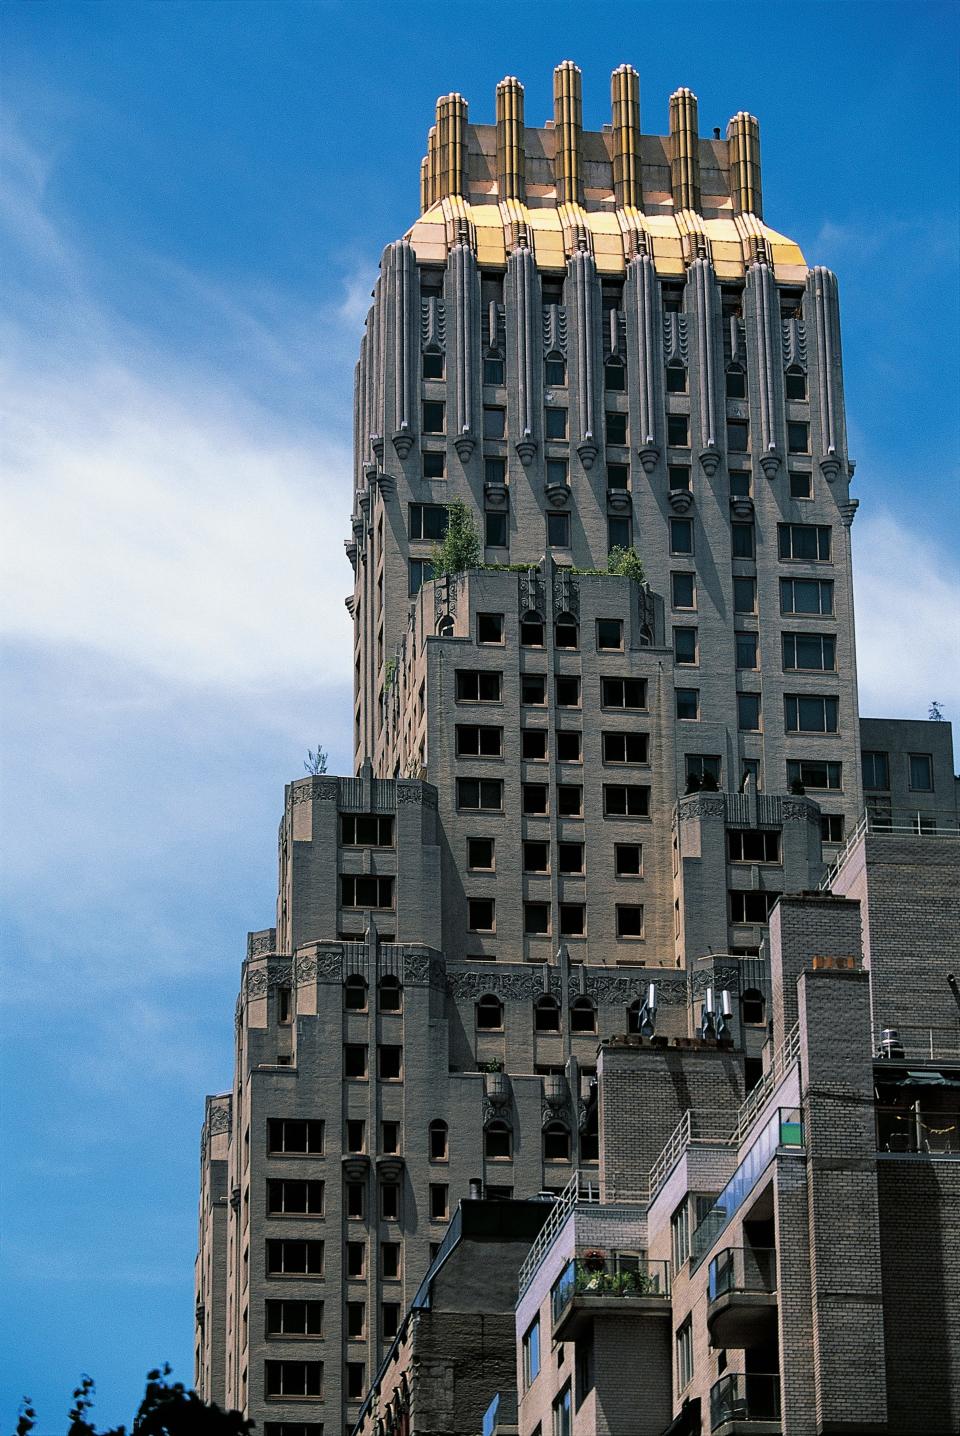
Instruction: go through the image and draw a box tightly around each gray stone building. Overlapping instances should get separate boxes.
[194,60,959,1436]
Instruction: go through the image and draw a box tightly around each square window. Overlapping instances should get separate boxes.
[409,503,449,542]
[557,784,582,816]
[602,732,648,764]
[483,355,504,385]
[546,459,569,490]
[597,619,623,650]
[483,407,506,440]
[455,724,502,757]
[732,522,755,559]
[468,898,495,932]
[608,516,631,551]
[615,843,642,876]
[790,471,812,499]
[422,351,444,379]
[667,414,689,447]
[521,674,547,706]
[558,842,583,874]
[738,693,762,731]
[484,456,506,486]
[423,451,445,479]
[605,359,626,391]
[422,401,445,434]
[780,577,833,615]
[670,518,693,555]
[547,511,570,547]
[457,777,503,810]
[729,469,751,498]
[686,754,722,786]
[606,411,628,445]
[477,612,504,644]
[523,840,550,873]
[545,407,568,440]
[676,688,699,721]
[787,759,842,791]
[556,730,581,762]
[674,628,697,665]
[666,364,687,393]
[788,421,809,454]
[669,465,691,492]
[522,728,548,760]
[601,677,647,709]
[733,576,756,613]
[607,463,629,490]
[784,694,838,733]
[909,753,933,791]
[522,783,549,815]
[455,669,502,702]
[821,814,845,844]
[736,632,758,669]
[672,572,695,609]
[485,510,508,547]
[468,837,495,870]
[560,903,585,936]
[778,523,831,562]
[616,905,645,938]
[524,903,550,936]
[727,419,749,452]
[555,676,580,708]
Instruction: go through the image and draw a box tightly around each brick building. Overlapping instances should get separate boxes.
[194,59,960,1436]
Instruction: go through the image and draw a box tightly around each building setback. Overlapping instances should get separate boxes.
[194,60,960,1436]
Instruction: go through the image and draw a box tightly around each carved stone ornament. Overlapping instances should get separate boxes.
[541,1105,571,1130]
[759,452,781,480]
[577,440,598,471]
[392,429,414,460]
[207,1099,232,1136]
[820,455,841,483]
[730,495,754,518]
[404,952,447,988]
[482,1098,511,1128]
[446,968,542,1000]
[515,438,537,467]
[678,797,726,820]
[546,484,571,509]
[395,782,423,805]
[484,480,508,506]
[781,798,821,825]
[638,445,660,474]
[698,446,721,477]
[342,1155,371,1182]
[690,965,739,998]
[245,959,292,999]
[585,970,687,1005]
[247,929,278,959]
[607,488,631,513]
[668,488,694,514]
[454,434,475,462]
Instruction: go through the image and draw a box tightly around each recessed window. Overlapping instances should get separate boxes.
[725,365,747,399]
[605,358,626,391]
[557,785,582,817]
[483,407,506,440]
[378,1045,402,1081]
[543,1122,571,1160]
[381,1242,400,1279]
[615,843,642,877]
[346,1300,365,1339]
[677,1317,694,1391]
[468,837,495,869]
[686,754,721,787]
[523,783,549,815]
[380,1183,400,1220]
[821,813,845,844]
[783,633,835,671]
[476,993,504,1028]
[733,577,756,614]
[468,899,496,933]
[785,694,838,733]
[555,676,580,708]
[485,510,508,547]
[345,1363,365,1401]
[381,1301,401,1340]
[861,751,890,791]
[603,732,648,764]
[546,460,569,491]
[534,995,560,1031]
[485,1120,512,1159]
[607,462,629,489]
[667,414,690,448]
[267,1179,325,1216]
[477,612,504,644]
[665,363,687,394]
[408,504,449,542]
[778,523,831,561]
[547,510,570,546]
[545,354,566,386]
[729,469,751,498]
[729,890,777,924]
[597,618,623,650]
[601,677,647,710]
[545,407,568,440]
[556,730,581,762]
[669,465,691,492]
[521,611,545,647]
[555,612,578,649]
[789,471,812,499]
[726,419,749,452]
[674,627,698,665]
[428,1120,448,1161]
[569,996,595,1030]
[524,903,550,936]
[670,518,693,555]
[558,842,583,874]
[523,1315,542,1389]
[265,1361,323,1400]
[423,451,445,479]
[455,724,502,756]
[523,840,549,873]
[737,692,762,731]
[409,558,434,595]
[676,688,700,721]
[787,759,842,791]
[381,1120,400,1153]
[603,784,650,818]
[422,350,444,380]
[268,1119,324,1155]
[780,577,833,614]
[266,1300,325,1339]
[616,905,645,939]
[728,829,781,863]
[909,753,934,791]
[608,515,632,551]
[483,354,504,385]
[606,411,628,446]
[741,988,766,1025]
[457,778,503,811]
[785,365,807,400]
[340,875,394,909]
[788,421,809,454]
[521,674,547,706]
[732,522,755,559]
[422,401,445,434]
[345,1121,365,1154]
[343,975,368,1011]
[455,669,502,703]
[429,1184,449,1221]
[266,1239,324,1277]
[672,572,695,609]
[522,729,548,761]
[736,632,759,669]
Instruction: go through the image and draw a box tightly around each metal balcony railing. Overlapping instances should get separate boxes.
[517,1170,601,1299]
[876,1106,960,1155]
[822,807,959,890]
[874,1025,960,1063]
[710,1372,781,1429]
[708,1247,777,1302]
[691,1108,804,1270]
[551,1251,671,1325]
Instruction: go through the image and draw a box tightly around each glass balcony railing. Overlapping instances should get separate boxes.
[691,1109,803,1269]
[876,1106,960,1155]
[551,1250,671,1325]
[708,1247,777,1302]
[710,1372,781,1429]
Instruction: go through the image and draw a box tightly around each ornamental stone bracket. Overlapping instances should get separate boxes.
[759,451,781,480]
[577,440,598,471]
[698,445,721,477]
[374,470,395,498]
[515,437,537,467]
[730,495,754,518]
[392,428,414,459]
[370,434,384,462]
[454,433,476,461]
[607,488,631,512]
[838,499,859,527]
[638,444,660,474]
[484,479,509,506]
[546,483,572,508]
[820,453,841,482]
[668,488,694,514]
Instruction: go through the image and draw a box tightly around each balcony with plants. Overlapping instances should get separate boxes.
[550,1247,671,1341]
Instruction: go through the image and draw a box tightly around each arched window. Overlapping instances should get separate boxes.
[483,350,504,386]
[604,357,626,392]
[484,1120,512,1160]
[666,361,687,394]
[534,994,561,1033]
[520,610,544,647]
[742,988,765,1026]
[543,1121,572,1161]
[428,1119,448,1161]
[555,612,578,650]
[627,998,644,1034]
[344,974,368,1011]
[436,615,454,638]
[476,994,504,1030]
[379,974,402,1012]
[545,352,566,387]
[725,364,747,399]
[785,364,806,401]
[570,996,597,1033]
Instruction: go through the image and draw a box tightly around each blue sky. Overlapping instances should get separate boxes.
[1,0,958,1427]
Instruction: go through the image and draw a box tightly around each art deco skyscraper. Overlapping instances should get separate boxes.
[196,62,861,1435]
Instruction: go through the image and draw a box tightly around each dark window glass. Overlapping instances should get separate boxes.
[782,633,835,670]
[422,401,445,434]
[545,355,566,386]
[674,628,697,665]
[409,558,434,595]
[606,411,628,445]
[524,903,550,936]
[468,899,495,932]
[522,728,548,760]
[555,676,580,707]
[455,670,502,702]
[597,619,623,650]
[483,355,504,385]
[675,688,699,720]
[422,351,444,379]
[672,572,695,609]
[787,421,809,454]
[861,751,890,791]
[738,693,761,731]
[666,364,687,393]
[789,471,812,499]
[545,407,568,440]
[735,632,758,669]
[455,724,502,757]
[733,577,756,613]
[670,519,693,555]
[785,694,839,733]
[468,837,495,869]
[534,996,560,1031]
[909,754,933,791]
[601,677,647,709]
[608,516,631,551]
[522,783,549,815]
[523,841,549,873]
[423,451,445,479]
[729,470,751,497]
[616,906,645,938]
[485,510,508,547]
[547,511,570,547]
[615,843,642,876]
[728,829,781,863]
[667,414,689,447]
[477,612,504,644]
[669,465,690,491]
[787,759,842,791]
[556,730,581,761]
[607,463,629,490]
[483,407,506,440]
[779,577,833,614]
[732,522,755,558]
[521,674,547,705]
[408,504,449,541]
[725,366,747,398]
[821,814,845,844]
[557,785,582,816]
[555,612,578,649]
[605,359,626,391]
[457,778,503,810]
[520,611,544,646]
[778,524,831,561]
[602,732,648,764]
[785,367,807,400]
[476,993,503,1027]
[726,419,749,452]
[558,842,583,874]
[603,785,650,817]
[560,904,586,936]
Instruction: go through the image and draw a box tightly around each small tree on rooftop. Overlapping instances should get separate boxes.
[431,501,482,577]
[606,546,645,584]
[304,745,328,775]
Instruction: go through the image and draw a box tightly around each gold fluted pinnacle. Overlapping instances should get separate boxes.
[425,124,439,209]
[611,64,641,209]
[669,86,701,213]
[727,111,762,219]
[496,76,525,201]
[419,156,429,213]
[553,60,583,206]
[436,93,468,200]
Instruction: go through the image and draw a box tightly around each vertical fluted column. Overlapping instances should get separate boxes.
[496,77,525,201]
[553,61,583,206]
[569,250,599,468]
[427,124,440,207]
[437,93,468,200]
[627,251,661,471]
[509,244,539,466]
[370,265,387,459]
[727,111,763,218]
[745,260,783,476]
[669,87,701,212]
[611,64,641,209]
[450,241,478,459]
[419,156,429,214]
[809,266,845,480]
[690,257,721,472]
[390,241,417,458]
